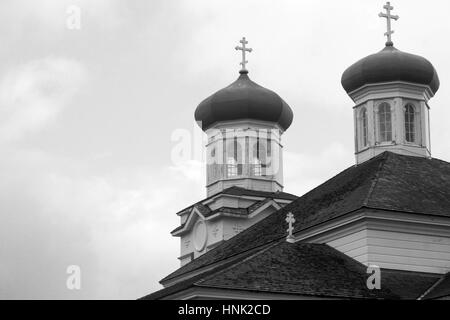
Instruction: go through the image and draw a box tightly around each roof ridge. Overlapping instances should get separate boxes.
[362,154,389,207]
[417,273,448,300]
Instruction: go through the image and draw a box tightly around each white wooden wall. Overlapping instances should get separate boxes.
[327,229,450,274]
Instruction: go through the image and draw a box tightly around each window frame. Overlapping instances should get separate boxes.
[251,136,268,177]
[226,156,238,177]
[377,102,393,143]
[226,136,243,177]
[404,103,416,144]
[360,107,369,148]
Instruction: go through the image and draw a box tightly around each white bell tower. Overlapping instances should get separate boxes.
[205,121,284,197]
[341,2,439,164]
[170,38,297,267]
[195,37,293,196]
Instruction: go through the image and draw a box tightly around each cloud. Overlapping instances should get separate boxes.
[0,0,125,35]
[0,147,204,299]
[0,0,449,301]
[0,57,86,142]
[169,160,205,185]
[284,143,354,197]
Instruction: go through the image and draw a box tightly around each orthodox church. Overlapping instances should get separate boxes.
[143,2,450,300]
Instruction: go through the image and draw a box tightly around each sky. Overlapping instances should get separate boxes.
[0,0,449,299]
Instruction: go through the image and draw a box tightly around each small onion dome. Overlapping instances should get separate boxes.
[341,44,440,95]
[195,70,294,132]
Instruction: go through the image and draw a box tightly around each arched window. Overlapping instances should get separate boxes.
[227,157,238,177]
[252,137,267,176]
[208,147,216,165]
[404,104,416,143]
[361,108,368,147]
[253,157,262,176]
[266,137,272,175]
[207,145,219,184]
[226,137,242,177]
[378,102,392,142]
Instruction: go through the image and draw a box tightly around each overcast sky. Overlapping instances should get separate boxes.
[1,0,449,299]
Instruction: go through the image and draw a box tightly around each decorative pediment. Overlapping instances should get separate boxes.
[173,206,207,236]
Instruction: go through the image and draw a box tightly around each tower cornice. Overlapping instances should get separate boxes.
[348,81,435,105]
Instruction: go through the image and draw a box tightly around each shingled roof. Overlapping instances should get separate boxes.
[154,151,450,298]
[143,241,441,300]
[421,272,450,300]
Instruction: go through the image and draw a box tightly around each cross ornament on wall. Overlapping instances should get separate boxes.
[378,2,399,46]
[285,212,296,243]
[212,224,220,238]
[233,224,243,234]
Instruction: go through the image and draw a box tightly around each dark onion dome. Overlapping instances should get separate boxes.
[341,44,440,95]
[195,70,294,132]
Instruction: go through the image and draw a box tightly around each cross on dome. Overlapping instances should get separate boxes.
[235,37,253,73]
[379,2,399,46]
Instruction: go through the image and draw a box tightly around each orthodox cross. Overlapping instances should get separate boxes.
[378,2,399,45]
[235,37,253,72]
[285,212,296,243]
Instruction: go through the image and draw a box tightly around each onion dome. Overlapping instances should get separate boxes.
[341,44,440,95]
[195,70,294,132]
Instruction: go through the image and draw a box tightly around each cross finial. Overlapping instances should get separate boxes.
[379,2,399,46]
[285,212,296,243]
[235,37,253,73]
